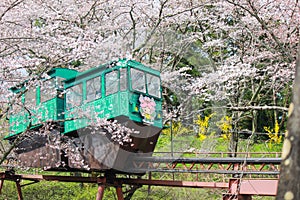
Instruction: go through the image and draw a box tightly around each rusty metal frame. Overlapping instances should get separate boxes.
[223,178,278,200]
[0,157,281,200]
[0,172,229,200]
[0,171,279,200]
[0,172,28,200]
[130,157,281,176]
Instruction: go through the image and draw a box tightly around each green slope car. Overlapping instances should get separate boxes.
[6,59,163,172]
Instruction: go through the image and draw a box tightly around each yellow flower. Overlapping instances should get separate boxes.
[194,113,215,140]
[263,119,282,147]
[217,116,232,140]
[198,133,207,141]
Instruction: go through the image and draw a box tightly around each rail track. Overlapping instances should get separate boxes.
[0,153,282,200]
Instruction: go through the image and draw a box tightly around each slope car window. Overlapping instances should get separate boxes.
[130,68,146,93]
[25,87,36,109]
[40,78,56,103]
[66,84,82,109]
[105,70,119,96]
[146,74,161,98]
[120,68,127,91]
[86,76,101,102]
[56,77,65,91]
[10,104,22,115]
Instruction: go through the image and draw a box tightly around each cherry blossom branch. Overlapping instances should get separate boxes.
[247,71,266,106]
[225,0,295,61]
[132,0,167,55]
[0,0,24,22]
[228,105,288,112]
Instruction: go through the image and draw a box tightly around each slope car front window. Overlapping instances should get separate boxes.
[105,70,119,96]
[146,74,161,98]
[86,76,101,102]
[131,68,146,93]
[66,84,82,109]
[40,78,56,103]
[120,68,127,91]
[25,87,36,109]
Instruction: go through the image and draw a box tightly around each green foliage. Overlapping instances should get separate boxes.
[157,111,283,155]
[237,138,283,154]
[0,181,117,200]
[70,60,82,68]
[33,18,45,28]
[175,57,201,77]
[155,133,171,150]
[214,137,231,152]
[131,185,221,200]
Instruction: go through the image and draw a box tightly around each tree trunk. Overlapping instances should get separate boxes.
[252,109,258,142]
[276,47,300,199]
[229,112,239,157]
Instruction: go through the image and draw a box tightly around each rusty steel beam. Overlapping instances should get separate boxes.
[224,178,278,199]
[130,168,280,175]
[0,172,22,181]
[0,173,24,200]
[115,186,124,200]
[153,152,282,158]
[129,157,281,175]
[0,171,280,199]
[15,181,23,200]
[96,184,105,200]
[133,157,281,164]
[1,172,229,189]
[118,178,228,189]
[21,174,99,183]
[234,179,278,196]
[0,180,3,194]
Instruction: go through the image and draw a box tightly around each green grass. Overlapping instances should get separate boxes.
[155,132,282,157]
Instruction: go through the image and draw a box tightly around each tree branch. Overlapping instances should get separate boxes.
[0,0,24,22]
[225,0,294,62]
[228,105,288,112]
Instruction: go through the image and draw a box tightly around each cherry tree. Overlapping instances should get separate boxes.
[0,0,211,168]
[0,0,298,184]
[173,0,298,137]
